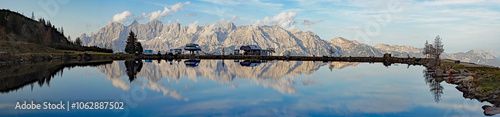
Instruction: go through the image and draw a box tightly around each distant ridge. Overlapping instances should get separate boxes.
[80,20,500,66]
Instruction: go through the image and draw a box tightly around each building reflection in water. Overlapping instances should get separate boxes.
[239,60,265,67]
[184,59,200,67]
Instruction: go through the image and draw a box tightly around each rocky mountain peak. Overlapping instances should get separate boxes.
[207,20,236,31]
[305,31,316,35]
[172,23,182,29]
[131,20,139,25]
[289,29,302,33]
[486,50,500,58]
[80,20,500,66]
[224,21,236,30]
[105,22,125,31]
[374,44,390,48]
[145,20,162,27]
[467,50,499,59]
[330,37,352,45]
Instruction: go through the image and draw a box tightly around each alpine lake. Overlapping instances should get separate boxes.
[0,59,495,116]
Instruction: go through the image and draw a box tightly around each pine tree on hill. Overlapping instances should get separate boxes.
[136,42,143,54]
[75,37,82,46]
[125,31,136,54]
[125,31,143,54]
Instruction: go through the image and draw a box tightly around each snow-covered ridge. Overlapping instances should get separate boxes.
[80,20,499,66]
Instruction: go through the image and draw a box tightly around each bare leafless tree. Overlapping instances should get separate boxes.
[423,35,444,67]
[433,36,444,57]
[433,35,444,66]
[423,40,430,58]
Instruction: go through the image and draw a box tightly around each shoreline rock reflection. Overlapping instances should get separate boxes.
[0,60,113,93]
[423,67,500,116]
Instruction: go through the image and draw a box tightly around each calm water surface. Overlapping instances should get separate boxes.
[0,60,493,116]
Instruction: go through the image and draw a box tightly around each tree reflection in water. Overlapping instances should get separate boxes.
[0,60,113,93]
[125,60,143,82]
[423,68,443,103]
[423,67,500,116]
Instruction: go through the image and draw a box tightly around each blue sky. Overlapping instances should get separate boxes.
[1,0,499,53]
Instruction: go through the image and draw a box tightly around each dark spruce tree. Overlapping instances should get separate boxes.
[74,37,82,46]
[125,31,144,54]
[135,41,143,54]
[125,31,137,54]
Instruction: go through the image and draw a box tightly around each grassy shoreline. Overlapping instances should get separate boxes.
[0,40,127,64]
[437,59,500,91]
[434,59,500,106]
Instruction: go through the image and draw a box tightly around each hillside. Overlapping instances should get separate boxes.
[0,9,70,45]
[0,9,114,56]
[0,41,59,54]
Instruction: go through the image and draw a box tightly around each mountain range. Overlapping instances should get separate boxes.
[80,20,500,66]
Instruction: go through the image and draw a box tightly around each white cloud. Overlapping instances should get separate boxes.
[167,19,181,25]
[391,4,500,24]
[189,21,199,27]
[200,0,282,8]
[112,10,133,23]
[202,19,233,35]
[188,21,199,33]
[85,23,91,30]
[395,16,461,23]
[149,7,172,21]
[422,0,487,6]
[185,13,197,17]
[231,15,239,21]
[301,19,323,28]
[253,20,264,26]
[141,2,191,21]
[110,2,190,22]
[254,11,297,29]
[110,78,131,91]
[172,1,190,12]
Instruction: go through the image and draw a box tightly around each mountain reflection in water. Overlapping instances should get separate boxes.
[0,59,496,116]
[102,60,335,94]
[0,59,360,94]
